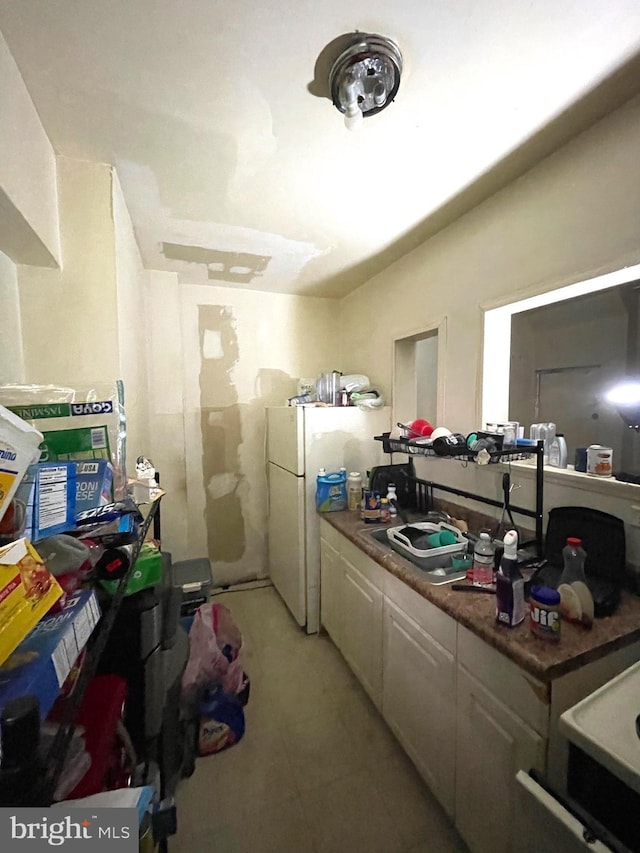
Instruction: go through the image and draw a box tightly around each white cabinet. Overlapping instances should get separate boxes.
[319,523,640,853]
[455,665,546,853]
[320,520,383,709]
[320,528,343,648]
[339,550,383,708]
[382,595,456,816]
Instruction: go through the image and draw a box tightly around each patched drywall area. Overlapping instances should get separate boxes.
[149,282,342,583]
[198,305,246,563]
[163,242,270,285]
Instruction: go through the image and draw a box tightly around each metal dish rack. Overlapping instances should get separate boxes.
[374,434,545,557]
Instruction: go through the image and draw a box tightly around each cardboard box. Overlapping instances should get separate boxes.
[0,588,100,719]
[21,462,77,541]
[0,538,63,666]
[74,459,113,510]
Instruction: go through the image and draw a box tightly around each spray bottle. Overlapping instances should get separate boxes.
[496,530,525,627]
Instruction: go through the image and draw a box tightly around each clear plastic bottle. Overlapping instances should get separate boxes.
[539,422,556,462]
[347,471,363,511]
[386,484,398,520]
[548,433,568,468]
[496,530,525,627]
[559,537,594,628]
[559,537,587,585]
[473,532,495,585]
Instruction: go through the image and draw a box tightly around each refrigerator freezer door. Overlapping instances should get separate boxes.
[267,461,306,627]
[267,406,304,475]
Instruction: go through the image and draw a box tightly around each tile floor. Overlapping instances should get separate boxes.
[172,584,468,853]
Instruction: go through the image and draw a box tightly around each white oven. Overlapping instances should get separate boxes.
[514,660,640,853]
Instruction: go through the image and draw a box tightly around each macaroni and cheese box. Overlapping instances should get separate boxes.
[74,459,113,510]
[0,538,63,666]
[0,588,100,719]
[20,462,77,541]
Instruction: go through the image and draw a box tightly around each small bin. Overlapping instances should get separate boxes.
[172,558,213,617]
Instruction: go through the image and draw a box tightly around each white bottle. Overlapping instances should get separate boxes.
[539,422,556,462]
[548,433,568,469]
[347,471,363,511]
[387,484,398,519]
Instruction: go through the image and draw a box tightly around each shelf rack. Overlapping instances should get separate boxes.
[374,434,545,557]
[28,496,163,806]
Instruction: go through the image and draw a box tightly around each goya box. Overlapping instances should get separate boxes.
[0,588,100,719]
[0,538,63,666]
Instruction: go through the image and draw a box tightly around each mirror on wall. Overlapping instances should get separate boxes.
[508,279,640,482]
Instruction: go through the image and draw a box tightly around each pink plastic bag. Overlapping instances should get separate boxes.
[182,603,244,702]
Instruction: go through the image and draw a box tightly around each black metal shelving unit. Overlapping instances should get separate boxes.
[374,434,545,557]
[17,496,163,807]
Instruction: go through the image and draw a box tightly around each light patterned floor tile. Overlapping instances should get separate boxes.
[299,767,407,853]
[175,584,467,853]
[367,751,466,850]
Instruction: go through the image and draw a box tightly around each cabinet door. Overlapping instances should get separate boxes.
[455,665,547,853]
[339,553,383,709]
[383,598,456,816]
[320,533,343,648]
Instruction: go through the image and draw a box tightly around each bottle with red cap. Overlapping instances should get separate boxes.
[558,537,594,628]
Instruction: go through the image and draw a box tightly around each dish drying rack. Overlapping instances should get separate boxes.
[374,434,545,558]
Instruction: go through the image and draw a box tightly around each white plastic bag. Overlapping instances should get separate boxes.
[181,603,244,702]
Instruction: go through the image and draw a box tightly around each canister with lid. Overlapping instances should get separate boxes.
[529,585,561,641]
[586,445,613,478]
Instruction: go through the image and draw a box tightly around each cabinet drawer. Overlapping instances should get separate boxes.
[319,517,342,550]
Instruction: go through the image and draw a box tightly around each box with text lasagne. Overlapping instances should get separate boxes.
[0,537,63,666]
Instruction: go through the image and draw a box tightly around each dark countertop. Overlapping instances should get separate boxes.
[321,510,640,683]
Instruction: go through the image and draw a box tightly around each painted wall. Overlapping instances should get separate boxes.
[112,169,151,463]
[0,30,60,268]
[18,157,120,384]
[0,251,24,382]
[146,273,340,582]
[339,93,640,564]
[16,157,150,490]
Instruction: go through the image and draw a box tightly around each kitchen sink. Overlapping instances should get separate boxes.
[363,527,470,585]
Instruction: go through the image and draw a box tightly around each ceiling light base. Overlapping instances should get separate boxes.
[329,33,402,128]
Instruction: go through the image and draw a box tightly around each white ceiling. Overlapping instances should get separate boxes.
[1,1,639,298]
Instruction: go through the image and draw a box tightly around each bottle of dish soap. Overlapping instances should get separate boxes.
[386,484,398,520]
[496,530,525,627]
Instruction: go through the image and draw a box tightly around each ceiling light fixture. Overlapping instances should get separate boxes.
[329,33,402,131]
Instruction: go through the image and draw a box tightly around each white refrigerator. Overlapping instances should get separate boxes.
[266,405,391,633]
